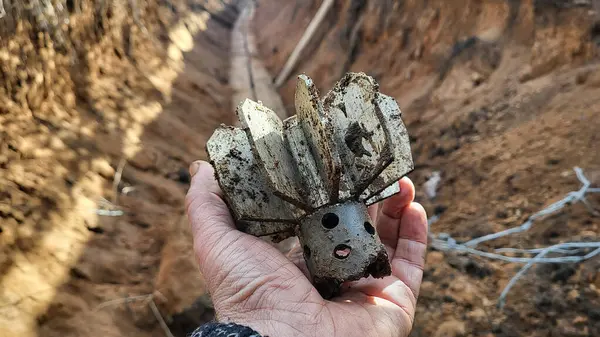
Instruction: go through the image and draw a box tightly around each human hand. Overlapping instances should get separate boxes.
[186,160,428,337]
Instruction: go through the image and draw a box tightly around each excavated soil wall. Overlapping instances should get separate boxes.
[0,1,239,336]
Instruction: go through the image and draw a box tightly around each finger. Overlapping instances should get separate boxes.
[185,161,239,272]
[341,276,417,322]
[391,202,428,298]
[186,160,236,240]
[341,203,427,314]
[285,242,311,278]
[368,203,379,221]
[332,288,413,337]
[376,177,415,248]
[186,161,306,297]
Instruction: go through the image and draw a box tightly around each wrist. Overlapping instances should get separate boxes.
[191,322,263,337]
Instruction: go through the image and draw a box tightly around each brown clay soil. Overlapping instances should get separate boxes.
[1,1,237,336]
[1,0,600,336]
[254,0,600,336]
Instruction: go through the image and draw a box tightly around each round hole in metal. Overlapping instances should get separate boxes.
[321,213,339,229]
[333,244,352,259]
[364,221,375,235]
[304,245,311,259]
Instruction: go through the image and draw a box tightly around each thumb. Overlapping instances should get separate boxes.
[185,161,243,286]
[185,161,298,297]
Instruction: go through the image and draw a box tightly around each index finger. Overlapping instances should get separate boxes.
[376,177,416,249]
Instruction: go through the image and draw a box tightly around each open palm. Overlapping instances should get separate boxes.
[186,161,428,337]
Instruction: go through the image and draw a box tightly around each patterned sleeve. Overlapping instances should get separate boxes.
[190,322,264,337]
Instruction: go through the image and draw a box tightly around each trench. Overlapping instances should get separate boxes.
[0,0,287,336]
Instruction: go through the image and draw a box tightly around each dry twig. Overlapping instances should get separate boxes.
[112,158,127,204]
[95,292,174,337]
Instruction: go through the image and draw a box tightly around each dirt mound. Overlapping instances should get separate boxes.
[253,0,600,336]
[0,1,238,336]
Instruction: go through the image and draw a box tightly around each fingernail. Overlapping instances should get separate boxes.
[189,161,201,177]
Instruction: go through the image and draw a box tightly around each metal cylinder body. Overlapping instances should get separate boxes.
[298,200,391,298]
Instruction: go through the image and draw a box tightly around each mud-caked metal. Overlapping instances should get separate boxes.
[207,72,413,298]
[298,201,390,298]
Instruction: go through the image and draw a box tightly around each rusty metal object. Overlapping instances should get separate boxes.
[207,72,414,298]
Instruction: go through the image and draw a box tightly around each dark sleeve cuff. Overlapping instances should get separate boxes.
[190,322,264,337]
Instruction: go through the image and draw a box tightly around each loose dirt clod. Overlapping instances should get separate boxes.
[207,72,414,298]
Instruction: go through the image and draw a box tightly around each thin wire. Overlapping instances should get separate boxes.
[461,167,597,247]
[149,299,175,337]
[494,247,585,254]
[498,246,600,308]
[430,167,600,307]
[94,293,175,337]
[94,294,153,311]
